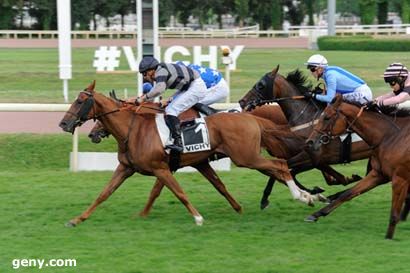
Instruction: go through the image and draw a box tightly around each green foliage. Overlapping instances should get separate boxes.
[377,0,388,24]
[401,0,410,23]
[318,35,410,51]
[359,0,377,24]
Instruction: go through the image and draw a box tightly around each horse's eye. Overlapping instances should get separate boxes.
[255,82,265,90]
[324,115,330,121]
[76,99,83,105]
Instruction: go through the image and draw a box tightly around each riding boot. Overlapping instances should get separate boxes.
[164,115,184,152]
[193,103,218,116]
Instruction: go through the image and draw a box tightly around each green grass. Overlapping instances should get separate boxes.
[0,134,410,273]
[1,48,410,103]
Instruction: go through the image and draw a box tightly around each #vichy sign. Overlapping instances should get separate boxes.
[93,45,244,72]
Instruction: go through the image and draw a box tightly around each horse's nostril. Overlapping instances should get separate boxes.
[59,121,67,128]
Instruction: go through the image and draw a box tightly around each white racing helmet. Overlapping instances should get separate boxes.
[305,54,328,68]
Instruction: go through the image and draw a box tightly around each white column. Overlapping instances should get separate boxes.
[57,0,72,103]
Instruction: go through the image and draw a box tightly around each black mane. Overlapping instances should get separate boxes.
[345,99,410,117]
[285,69,313,95]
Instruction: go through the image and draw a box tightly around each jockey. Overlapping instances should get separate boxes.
[304,54,373,104]
[137,56,207,152]
[186,63,228,105]
[375,63,410,106]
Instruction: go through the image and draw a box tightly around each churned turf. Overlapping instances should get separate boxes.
[0,134,409,272]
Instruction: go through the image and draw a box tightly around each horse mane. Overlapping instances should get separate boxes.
[344,99,410,117]
[285,69,313,95]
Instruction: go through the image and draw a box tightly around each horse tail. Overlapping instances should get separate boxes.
[254,117,303,158]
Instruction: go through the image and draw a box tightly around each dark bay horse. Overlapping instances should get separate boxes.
[305,94,410,239]
[59,82,318,226]
[238,66,372,207]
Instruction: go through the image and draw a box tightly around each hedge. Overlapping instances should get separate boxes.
[317,35,410,51]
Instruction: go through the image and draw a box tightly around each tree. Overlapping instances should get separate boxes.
[71,0,94,30]
[271,0,283,29]
[402,0,410,23]
[284,0,304,26]
[358,0,376,24]
[377,0,388,24]
[304,0,315,25]
[29,0,57,30]
[234,0,249,27]
[0,0,17,29]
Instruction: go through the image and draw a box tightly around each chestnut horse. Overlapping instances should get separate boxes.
[306,94,410,239]
[59,82,318,226]
[238,66,372,207]
[88,118,246,217]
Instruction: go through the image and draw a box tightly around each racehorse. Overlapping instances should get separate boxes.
[238,66,372,207]
[59,81,318,226]
[305,94,410,239]
[88,120,243,217]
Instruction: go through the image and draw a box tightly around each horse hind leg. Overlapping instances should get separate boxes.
[400,189,410,221]
[194,162,242,213]
[234,155,316,206]
[153,168,203,225]
[386,176,409,239]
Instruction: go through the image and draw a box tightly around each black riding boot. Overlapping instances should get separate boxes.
[164,115,184,152]
[193,103,218,116]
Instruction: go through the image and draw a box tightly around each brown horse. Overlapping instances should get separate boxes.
[305,94,410,239]
[88,120,243,217]
[238,66,372,207]
[59,81,319,226]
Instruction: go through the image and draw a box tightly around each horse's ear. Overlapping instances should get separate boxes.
[86,80,96,92]
[271,65,280,75]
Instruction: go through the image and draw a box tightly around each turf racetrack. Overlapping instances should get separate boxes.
[0,134,409,273]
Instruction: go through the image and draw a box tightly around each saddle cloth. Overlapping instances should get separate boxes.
[155,114,211,154]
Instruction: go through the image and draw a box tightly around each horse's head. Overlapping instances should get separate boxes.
[239,65,280,111]
[59,81,98,133]
[88,121,111,143]
[306,94,348,151]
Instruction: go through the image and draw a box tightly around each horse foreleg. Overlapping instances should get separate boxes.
[153,168,203,225]
[400,189,410,221]
[386,176,409,239]
[306,170,386,222]
[138,179,165,217]
[194,162,242,213]
[66,164,134,227]
[319,165,361,186]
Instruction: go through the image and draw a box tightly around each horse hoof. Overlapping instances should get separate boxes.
[260,201,270,210]
[65,221,77,228]
[305,215,318,222]
[194,215,204,226]
[235,207,243,214]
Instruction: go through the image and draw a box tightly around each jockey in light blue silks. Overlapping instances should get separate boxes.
[304,54,373,104]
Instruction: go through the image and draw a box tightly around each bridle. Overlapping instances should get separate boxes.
[66,90,121,128]
[313,105,365,145]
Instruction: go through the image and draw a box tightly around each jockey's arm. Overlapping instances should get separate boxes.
[315,74,337,103]
[378,92,410,106]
